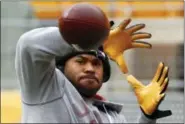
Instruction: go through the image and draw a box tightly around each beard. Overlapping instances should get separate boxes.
[69,78,101,98]
[76,84,100,98]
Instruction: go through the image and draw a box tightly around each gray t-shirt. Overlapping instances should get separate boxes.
[15,27,156,123]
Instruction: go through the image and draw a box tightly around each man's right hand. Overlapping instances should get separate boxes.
[103,18,152,74]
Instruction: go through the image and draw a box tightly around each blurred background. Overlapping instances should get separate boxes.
[1,1,184,123]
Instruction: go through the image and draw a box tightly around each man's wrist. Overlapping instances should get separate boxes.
[140,107,172,119]
[140,107,157,119]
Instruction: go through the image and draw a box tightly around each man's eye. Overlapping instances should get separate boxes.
[76,59,84,64]
[93,61,102,66]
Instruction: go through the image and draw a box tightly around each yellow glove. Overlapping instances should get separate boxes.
[126,62,172,118]
[103,18,152,74]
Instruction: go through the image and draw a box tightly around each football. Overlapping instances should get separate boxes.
[58,3,110,49]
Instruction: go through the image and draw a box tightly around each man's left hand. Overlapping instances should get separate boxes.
[126,62,172,119]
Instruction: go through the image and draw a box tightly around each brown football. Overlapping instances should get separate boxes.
[58,3,110,49]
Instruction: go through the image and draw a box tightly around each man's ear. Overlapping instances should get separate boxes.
[98,46,104,52]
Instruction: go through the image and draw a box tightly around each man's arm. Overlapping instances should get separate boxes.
[15,27,73,104]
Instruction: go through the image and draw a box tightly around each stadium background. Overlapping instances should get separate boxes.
[1,1,184,123]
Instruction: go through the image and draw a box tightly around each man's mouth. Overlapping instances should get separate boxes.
[79,75,99,83]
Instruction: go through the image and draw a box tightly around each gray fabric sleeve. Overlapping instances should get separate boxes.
[138,112,156,123]
[118,114,127,123]
[15,27,73,104]
[119,112,156,123]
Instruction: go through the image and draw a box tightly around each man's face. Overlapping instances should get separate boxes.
[64,54,104,98]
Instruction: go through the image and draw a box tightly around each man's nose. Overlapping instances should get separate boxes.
[84,63,95,73]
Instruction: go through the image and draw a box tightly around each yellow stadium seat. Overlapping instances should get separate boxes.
[30,1,183,19]
[31,1,62,19]
[1,90,21,123]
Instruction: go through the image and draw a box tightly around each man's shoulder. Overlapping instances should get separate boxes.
[20,27,60,41]
[25,27,59,36]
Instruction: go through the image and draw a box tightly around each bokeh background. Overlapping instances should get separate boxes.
[1,1,184,123]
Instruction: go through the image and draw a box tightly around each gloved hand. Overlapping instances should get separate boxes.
[126,62,172,119]
[103,18,152,74]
